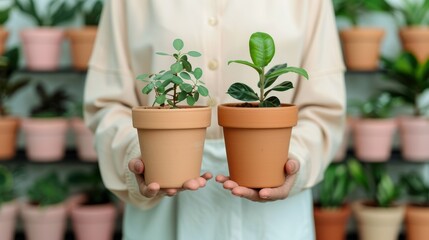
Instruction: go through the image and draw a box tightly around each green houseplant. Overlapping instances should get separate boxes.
[381,52,429,161]
[348,159,404,240]
[67,167,117,240]
[15,0,83,70]
[218,32,308,188]
[0,5,11,55]
[21,172,69,240]
[132,38,211,188]
[0,48,30,160]
[0,165,18,240]
[350,93,399,162]
[21,83,71,162]
[333,0,392,70]
[400,172,429,240]
[67,0,103,71]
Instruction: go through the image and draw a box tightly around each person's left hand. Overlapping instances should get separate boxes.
[215,159,300,202]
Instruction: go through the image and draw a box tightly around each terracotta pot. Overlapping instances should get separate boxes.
[333,117,354,162]
[71,118,97,161]
[132,106,211,188]
[67,27,98,71]
[352,201,405,240]
[0,201,18,240]
[70,202,117,240]
[218,103,298,188]
[20,28,64,71]
[405,205,429,240]
[398,117,429,161]
[314,205,351,240]
[0,117,19,160]
[21,118,68,162]
[340,28,385,71]
[352,118,396,162]
[0,27,9,55]
[399,27,429,63]
[20,203,67,240]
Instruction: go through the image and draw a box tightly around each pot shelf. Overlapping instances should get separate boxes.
[17,67,87,75]
[342,149,429,163]
[1,149,97,164]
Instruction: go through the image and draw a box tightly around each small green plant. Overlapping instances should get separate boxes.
[15,0,83,27]
[136,39,208,108]
[319,163,354,209]
[0,165,14,206]
[349,92,400,119]
[67,167,114,205]
[381,52,429,116]
[348,159,400,208]
[391,0,429,26]
[333,0,393,26]
[226,32,308,107]
[0,47,30,116]
[30,83,70,118]
[401,172,429,206]
[0,6,12,25]
[80,0,103,26]
[27,172,68,207]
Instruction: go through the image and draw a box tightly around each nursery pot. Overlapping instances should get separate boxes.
[71,118,97,161]
[67,27,98,71]
[352,118,396,162]
[399,27,429,63]
[20,28,64,71]
[339,28,385,71]
[218,103,298,188]
[405,205,429,240]
[21,118,68,162]
[70,202,117,240]
[0,117,19,160]
[398,117,429,161]
[20,203,67,240]
[314,205,351,240]
[132,106,211,188]
[0,27,9,55]
[0,201,18,240]
[352,201,405,240]
[333,117,354,162]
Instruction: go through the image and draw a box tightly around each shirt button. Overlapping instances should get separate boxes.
[208,59,219,70]
[208,17,218,26]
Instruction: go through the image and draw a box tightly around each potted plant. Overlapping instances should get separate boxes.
[21,83,70,161]
[0,5,11,55]
[0,165,18,240]
[67,167,117,240]
[333,117,354,162]
[15,0,83,70]
[132,38,211,188]
[313,162,353,240]
[333,0,392,70]
[70,102,97,161]
[217,32,308,188]
[348,159,404,240]
[349,92,399,162]
[381,52,429,161]
[0,48,30,160]
[400,171,429,240]
[67,0,103,71]
[20,172,69,240]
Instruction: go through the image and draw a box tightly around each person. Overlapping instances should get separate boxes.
[84,0,346,239]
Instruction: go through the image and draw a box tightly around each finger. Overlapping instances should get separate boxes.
[183,179,200,190]
[286,159,300,175]
[201,172,213,180]
[223,180,238,190]
[141,182,161,198]
[232,186,260,201]
[259,161,300,200]
[215,174,230,183]
[164,188,179,196]
[128,158,144,174]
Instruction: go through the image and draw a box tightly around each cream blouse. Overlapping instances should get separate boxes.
[84,0,346,209]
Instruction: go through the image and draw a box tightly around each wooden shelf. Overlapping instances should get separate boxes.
[17,68,87,75]
[1,149,97,164]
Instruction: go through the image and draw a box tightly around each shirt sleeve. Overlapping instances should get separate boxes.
[83,0,163,209]
[289,0,346,195]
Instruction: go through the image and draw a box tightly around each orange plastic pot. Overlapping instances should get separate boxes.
[67,27,98,71]
[399,27,429,63]
[314,205,351,240]
[405,205,429,240]
[0,117,19,160]
[0,27,9,55]
[218,103,297,188]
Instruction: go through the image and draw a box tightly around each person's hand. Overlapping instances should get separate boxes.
[215,159,300,202]
[128,158,213,197]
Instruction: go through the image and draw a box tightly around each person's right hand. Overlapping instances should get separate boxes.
[128,158,213,198]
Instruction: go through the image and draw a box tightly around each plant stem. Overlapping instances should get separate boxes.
[173,84,177,108]
[259,67,265,103]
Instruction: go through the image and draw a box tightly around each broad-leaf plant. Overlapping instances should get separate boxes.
[0,165,14,207]
[226,32,308,107]
[27,172,68,207]
[333,0,393,26]
[318,162,354,209]
[30,83,70,118]
[80,0,103,26]
[401,172,429,206]
[349,92,400,119]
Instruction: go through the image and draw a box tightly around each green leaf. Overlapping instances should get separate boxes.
[171,62,183,74]
[188,51,202,57]
[265,81,293,97]
[193,68,203,79]
[155,94,166,105]
[156,52,170,56]
[226,83,259,102]
[173,39,184,51]
[197,85,209,96]
[180,83,193,93]
[181,60,192,72]
[261,63,288,88]
[180,72,191,80]
[260,96,280,107]
[194,92,200,102]
[136,74,149,81]
[171,76,183,84]
[186,95,196,105]
[347,159,370,193]
[177,92,187,102]
[142,82,154,94]
[249,32,275,67]
[228,60,263,74]
[160,71,174,80]
[266,66,309,80]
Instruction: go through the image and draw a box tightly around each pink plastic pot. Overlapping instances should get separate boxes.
[398,117,429,161]
[71,118,97,161]
[0,201,18,240]
[353,118,396,162]
[333,117,354,162]
[20,28,64,71]
[21,118,68,162]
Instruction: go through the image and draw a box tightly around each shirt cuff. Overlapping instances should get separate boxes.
[288,138,310,196]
